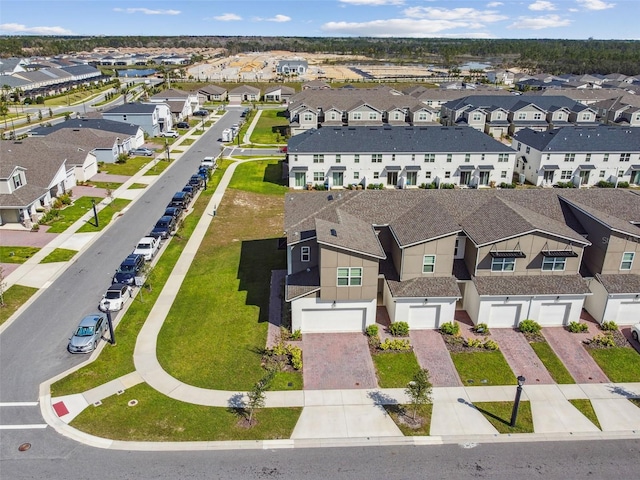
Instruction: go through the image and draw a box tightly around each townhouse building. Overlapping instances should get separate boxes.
[512,126,640,187]
[441,95,598,137]
[286,126,515,190]
[284,189,640,333]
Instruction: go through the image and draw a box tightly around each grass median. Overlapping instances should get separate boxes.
[451,350,517,386]
[0,285,39,326]
[0,246,40,263]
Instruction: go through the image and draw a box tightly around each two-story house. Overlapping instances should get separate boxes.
[102,103,171,137]
[287,126,515,190]
[149,88,199,123]
[512,126,640,187]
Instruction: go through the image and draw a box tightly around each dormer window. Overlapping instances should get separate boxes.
[12,173,23,189]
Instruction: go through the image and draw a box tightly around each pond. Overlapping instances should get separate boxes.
[118,69,156,77]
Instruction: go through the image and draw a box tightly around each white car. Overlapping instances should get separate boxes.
[133,236,160,261]
[99,283,133,312]
[631,323,640,343]
[160,130,179,138]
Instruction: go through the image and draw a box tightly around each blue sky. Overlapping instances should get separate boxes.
[0,0,636,39]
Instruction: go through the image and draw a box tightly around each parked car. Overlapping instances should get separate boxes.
[67,313,107,354]
[193,109,209,116]
[99,283,133,312]
[197,166,210,180]
[176,121,190,129]
[168,191,190,209]
[632,323,640,342]
[160,130,179,138]
[188,174,204,190]
[133,236,160,261]
[113,254,145,285]
[164,206,183,221]
[201,156,216,170]
[130,147,154,157]
[182,185,196,198]
[150,215,177,240]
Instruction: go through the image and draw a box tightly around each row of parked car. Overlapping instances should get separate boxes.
[67,162,213,354]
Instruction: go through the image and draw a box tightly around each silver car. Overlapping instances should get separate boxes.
[68,313,107,354]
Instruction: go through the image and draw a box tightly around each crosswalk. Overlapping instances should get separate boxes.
[0,402,47,430]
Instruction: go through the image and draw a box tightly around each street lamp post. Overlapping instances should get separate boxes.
[510,375,526,427]
[104,300,116,345]
[91,199,99,228]
[165,138,170,162]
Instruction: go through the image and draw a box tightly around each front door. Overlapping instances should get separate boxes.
[387,171,398,187]
[332,171,344,187]
[479,171,490,186]
[543,170,554,183]
[406,171,417,186]
[579,170,590,186]
[460,171,471,185]
[294,172,306,187]
[631,170,640,185]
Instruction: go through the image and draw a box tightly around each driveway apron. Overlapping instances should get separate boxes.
[410,330,462,387]
[302,333,378,390]
[491,328,554,384]
[542,327,609,383]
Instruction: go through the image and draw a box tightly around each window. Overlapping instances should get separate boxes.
[517,142,522,151]
[621,153,631,162]
[352,112,362,120]
[373,171,379,179]
[526,146,531,154]
[391,154,396,162]
[446,154,452,163]
[621,252,635,270]
[542,257,566,271]
[422,255,436,273]
[491,257,516,272]
[472,113,482,121]
[501,170,507,178]
[561,170,572,180]
[368,112,377,120]
[354,154,360,163]
[557,113,564,120]
[546,154,551,161]
[406,171,417,186]
[12,174,22,189]
[445,171,451,178]
[335,154,341,164]
[585,153,591,162]
[564,153,575,162]
[418,113,428,121]
[496,113,502,120]
[313,154,324,163]
[517,112,526,120]
[411,154,415,162]
[465,154,471,163]
[582,113,592,121]
[603,154,609,162]
[301,246,310,262]
[498,154,509,163]
[424,153,435,163]
[313,172,324,182]
[618,170,624,178]
[353,171,359,180]
[425,171,432,179]
[303,113,313,122]
[533,113,542,120]
[599,170,606,178]
[337,267,362,286]
[481,154,485,161]
[372,154,382,163]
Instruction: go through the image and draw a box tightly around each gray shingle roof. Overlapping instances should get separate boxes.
[387,275,462,298]
[595,274,640,294]
[30,118,140,137]
[443,95,588,112]
[473,274,590,296]
[514,126,640,152]
[286,267,320,301]
[315,210,386,259]
[104,103,158,114]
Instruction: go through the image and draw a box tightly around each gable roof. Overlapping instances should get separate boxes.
[514,126,640,152]
[315,210,385,259]
[103,103,158,114]
[30,118,141,137]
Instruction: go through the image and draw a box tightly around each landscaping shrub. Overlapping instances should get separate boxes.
[587,333,616,348]
[440,183,455,189]
[389,321,410,337]
[38,208,60,225]
[518,319,542,334]
[600,320,618,331]
[597,180,615,188]
[439,322,459,336]
[365,324,379,337]
[289,346,303,370]
[567,321,588,333]
[313,183,326,191]
[555,181,576,188]
[263,341,303,371]
[465,338,483,348]
[617,181,630,188]
[499,182,516,189]
[472,323,490,335]
[379,338,411,352]
[483,339,500,351]
[290,329,302,341]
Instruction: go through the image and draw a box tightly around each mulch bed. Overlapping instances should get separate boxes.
[441,333,491,353]
[522,331,545,343]
[583,329,629,349]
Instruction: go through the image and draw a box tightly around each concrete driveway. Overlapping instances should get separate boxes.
[302,333,378,390]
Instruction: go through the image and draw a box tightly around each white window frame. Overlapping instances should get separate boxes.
[542,257,566,271]
[301,246,310,262]
[422,255,436,274]
[313,172,324,182]
[621,252,635,270]
[337,267,362,286]
[313,154,324,164]
[491,257,516,272]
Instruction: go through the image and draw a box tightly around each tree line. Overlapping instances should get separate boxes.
[1,36,639,75]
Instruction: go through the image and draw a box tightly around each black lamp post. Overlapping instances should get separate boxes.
[510,375,526,427]
[91,199,99,228]
[104,300,116,345]
[165,138,170,162]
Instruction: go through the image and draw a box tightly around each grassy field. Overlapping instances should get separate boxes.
[228,159,288,195]
[70,383,302,441]
[0,285,39,326]
[451,350,517,386]
[101,157,158,176]
[249,109,288,144]
[372,352,421,388]
[474,401,534,434]
[588,346,640,382]
[0,246,40,263]
[40,248,77,264]
[76,198,131,233]
[529,341,575,384]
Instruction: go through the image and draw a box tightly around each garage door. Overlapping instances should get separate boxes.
[488,304,520,328]
[616,303,639,325]
[538,303,570,326]
[408,305,441,329]
[301,309,366,333]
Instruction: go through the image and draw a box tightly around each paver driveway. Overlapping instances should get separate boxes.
[302,333,378,390]
[491,328,554,384]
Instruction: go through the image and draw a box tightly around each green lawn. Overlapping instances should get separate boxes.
[372,352,421,388]
[270,371,304,391]
[76,198,131,233]
[128,183,147,190]
[40,248,77,263]
[228,160,288,195]
[51,163,231,396]
[0,246,40,263]
[70,383,301,441]
[143,161,171,176]
[88,181,123,190]
[474,401,534,434]
[0,285,39,326]
[249,109,288,144]
[568,399,601,430]
[179,138,195,145]
[588,347,640,382]
[529,341,575,384]
[42,197,103,233]
[101,157,157,176]
[384,403,432,436]
[451,350,517,386]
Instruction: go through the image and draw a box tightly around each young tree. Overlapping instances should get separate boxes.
[405,369,433,421]
[38,109,43,121]
[246,370,275,426]
[0,266,6,307]
[48,108,53,118]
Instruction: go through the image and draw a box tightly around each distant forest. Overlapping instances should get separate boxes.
[2,36,640,75]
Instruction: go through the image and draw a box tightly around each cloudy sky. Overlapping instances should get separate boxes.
[0,0,635,39]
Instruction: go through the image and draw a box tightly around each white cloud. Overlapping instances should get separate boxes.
[576,0,615,10]
[403,7,508,24]
[266,15,291,23]
[529,1,557,11]
[508,14,571,29]
[213,13,242,21]
[0,23,73,35]
[486,2,504,6]
[322,18,489,37]
[339,0,405,5]
[113,8,180,15]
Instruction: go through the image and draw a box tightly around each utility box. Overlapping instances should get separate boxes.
[222,128,232,142]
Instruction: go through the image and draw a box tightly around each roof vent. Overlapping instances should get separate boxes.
[330,228,337,237]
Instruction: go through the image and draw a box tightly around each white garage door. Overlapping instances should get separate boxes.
[538,303,570,326]
[301,309,366,333]
[616,303,640,325]
[488,304,520,328]
[408,305,441,329]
